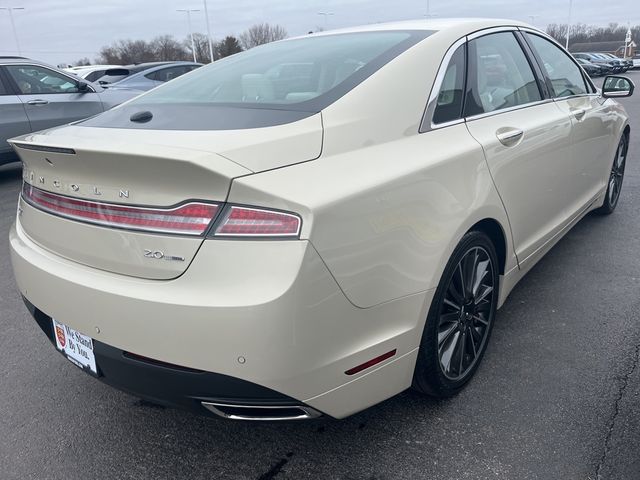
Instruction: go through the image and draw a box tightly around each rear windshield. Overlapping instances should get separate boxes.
[126,31,431,111]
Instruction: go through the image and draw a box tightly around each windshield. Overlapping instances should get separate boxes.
[126,31,431,112]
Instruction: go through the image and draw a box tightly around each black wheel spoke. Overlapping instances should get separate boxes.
[468,326,478,358]
[438,321,459,348]
[457,330,466,374]
[440,331,460,374]
[473,314,489,326]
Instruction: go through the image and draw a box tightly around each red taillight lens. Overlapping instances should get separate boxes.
[213,206,301,238]
[22,184,219,236]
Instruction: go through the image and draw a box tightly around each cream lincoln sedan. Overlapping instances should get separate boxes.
[9,19,633,420]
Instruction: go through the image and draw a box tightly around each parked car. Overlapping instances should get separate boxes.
[9,19,633,420]
[103,62,202,91]
[597,53,630,72]
[0,57,142,166]
[573,52,620,73]
[575,57,605,76]
[634,55,640,69]
[94,61,178,86]
[65,65,123,83]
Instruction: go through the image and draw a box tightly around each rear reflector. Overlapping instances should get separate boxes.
[345,349,397,376]
[214,206,301,237]
[22,183,219,236]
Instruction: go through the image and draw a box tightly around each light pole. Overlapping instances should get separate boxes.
[0,7,25,56]
[202,0,214,62]
[177,8,200,62]
[527,15,539,26]
[565,0,573,49]
[317,11,334,29]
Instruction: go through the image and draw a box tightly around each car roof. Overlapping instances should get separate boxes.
[117,62,201,80]
[0,56,43,65]
[299,18,530,38]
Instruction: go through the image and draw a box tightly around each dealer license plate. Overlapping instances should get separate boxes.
[52,319,98,374]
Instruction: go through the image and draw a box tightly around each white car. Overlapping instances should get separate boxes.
[9,18,633,420]
[65,65,123,83]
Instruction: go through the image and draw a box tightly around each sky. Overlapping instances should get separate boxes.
[0,0,638,65]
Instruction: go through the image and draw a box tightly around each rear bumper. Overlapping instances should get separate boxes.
[25,297,313,419]
[11,219,429,419]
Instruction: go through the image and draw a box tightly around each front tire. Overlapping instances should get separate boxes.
[413,231,499,398]
[594,133,628,215]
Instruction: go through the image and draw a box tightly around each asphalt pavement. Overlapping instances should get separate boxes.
[1,71,640,480]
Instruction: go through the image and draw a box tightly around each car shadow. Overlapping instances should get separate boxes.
[0,162,22,186]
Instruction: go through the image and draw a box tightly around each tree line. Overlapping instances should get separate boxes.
[72,23,287,66]
[546,22,639,47]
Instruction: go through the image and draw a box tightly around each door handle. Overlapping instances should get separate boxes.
[571,108,587,120]
[27,99,49,106]
[496,128,524,146]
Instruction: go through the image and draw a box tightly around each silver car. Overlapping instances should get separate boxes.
[0,57,141,166]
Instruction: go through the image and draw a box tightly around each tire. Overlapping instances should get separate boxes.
[413,231,499,398]
[594,133,629,215]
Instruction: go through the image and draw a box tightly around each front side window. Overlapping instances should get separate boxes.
[432,44,466,124]
[465,32,542,117]
[6,65,80,95]
[525,33,588,98]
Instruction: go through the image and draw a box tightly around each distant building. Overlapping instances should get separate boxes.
[569,41,635,57]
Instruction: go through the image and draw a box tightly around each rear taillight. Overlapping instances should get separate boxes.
[212,206,301,238]
[22,184,219,236]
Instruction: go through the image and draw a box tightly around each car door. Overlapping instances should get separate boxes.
[522,32,614,210]
[463,30,575,264]
[0,67,31,159]
[4,64,104,132]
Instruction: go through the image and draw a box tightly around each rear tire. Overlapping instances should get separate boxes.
[413,231,499,398]
[594,133,628,215]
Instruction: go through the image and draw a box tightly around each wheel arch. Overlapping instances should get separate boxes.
[468,218,508,276]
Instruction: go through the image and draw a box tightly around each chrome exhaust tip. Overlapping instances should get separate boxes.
[201,401,322,421]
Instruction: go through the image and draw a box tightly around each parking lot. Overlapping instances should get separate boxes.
[1,70,639,480]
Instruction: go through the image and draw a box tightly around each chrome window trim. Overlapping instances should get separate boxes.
[464,98,555,123]
[517,27,597,95]
[466,26,519,41]
[4,62,97,94]
[420,36,467,133]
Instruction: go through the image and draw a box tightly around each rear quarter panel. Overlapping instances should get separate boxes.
[229,129,514,309]
[228,28,516,308]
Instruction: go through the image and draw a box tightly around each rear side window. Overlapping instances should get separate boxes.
[465,32,542,117]
[149,66,195,82]
[525,33,589,98]
[85,70,106,82]
[433,45,466,124]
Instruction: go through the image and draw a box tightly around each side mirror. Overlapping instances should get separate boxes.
[77,81,90,93]
[602,75,634,98]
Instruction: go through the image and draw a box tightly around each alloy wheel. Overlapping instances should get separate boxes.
[608,138,627,208]
[437,246,495,381]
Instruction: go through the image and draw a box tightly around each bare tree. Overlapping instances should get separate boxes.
[152,35,188,61]
[239,23,287,50]
[184,32,211,62]
[72,57,92,66]
[547,22,640,48]
[97,39,157,64]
